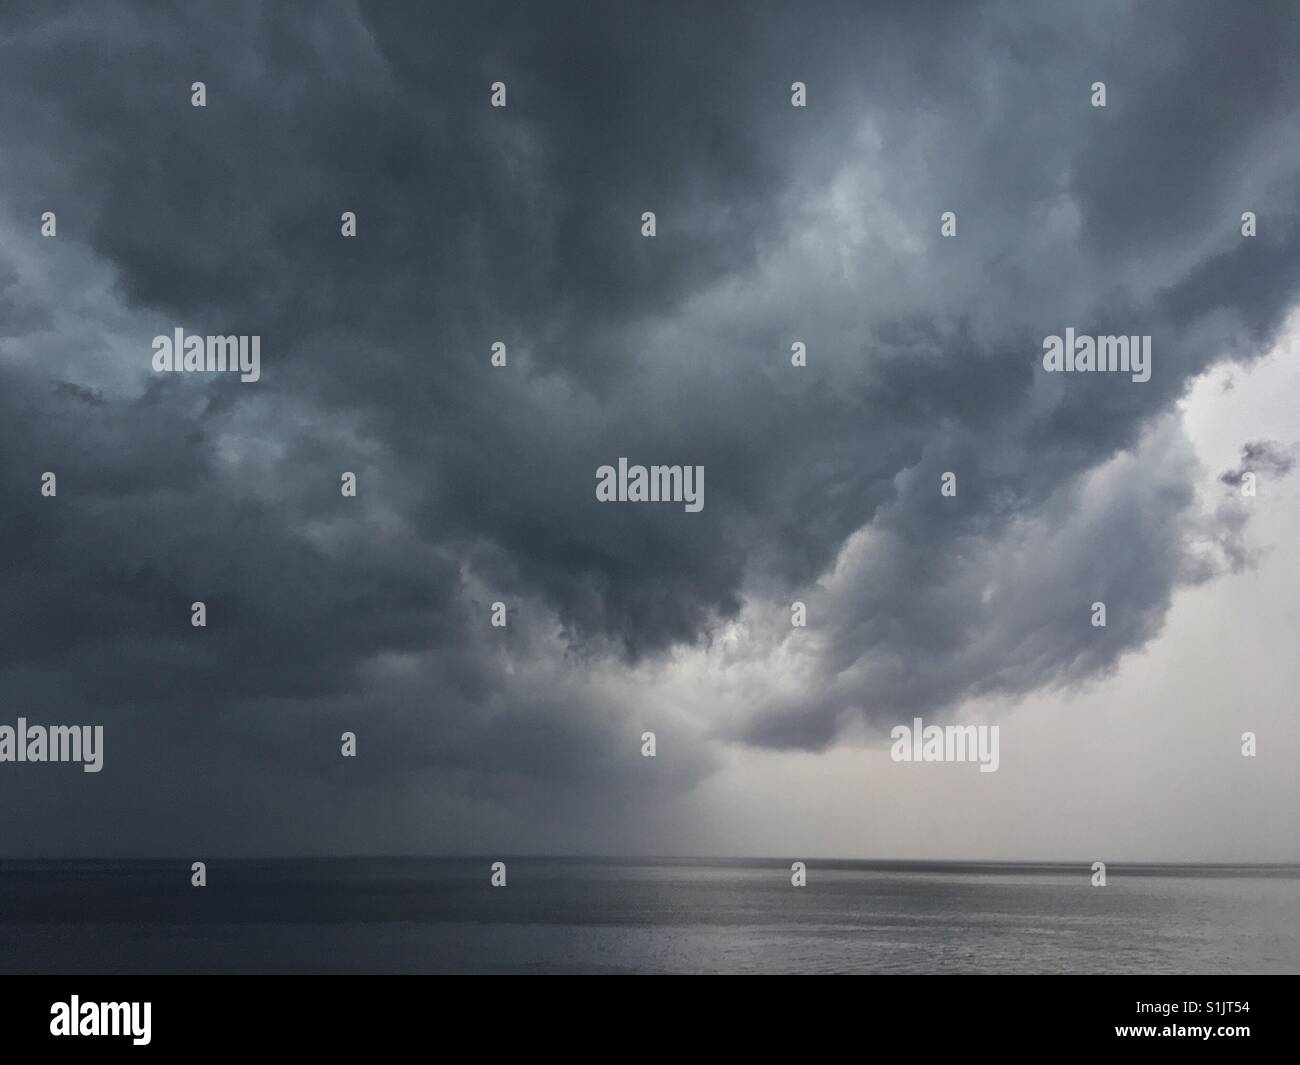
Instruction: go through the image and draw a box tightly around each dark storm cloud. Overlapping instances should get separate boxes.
[0,1,1296,851]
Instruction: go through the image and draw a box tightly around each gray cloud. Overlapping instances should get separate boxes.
[0,0,1296,854]
[1219,440,1296,486]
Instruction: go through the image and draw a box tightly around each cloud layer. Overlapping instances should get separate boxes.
[0,1,1296,854]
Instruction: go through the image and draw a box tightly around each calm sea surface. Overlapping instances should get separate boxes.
[0,858,1294,974]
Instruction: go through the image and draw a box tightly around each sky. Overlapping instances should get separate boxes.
[0,1,1296,860]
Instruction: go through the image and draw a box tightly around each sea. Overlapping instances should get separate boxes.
[0,858,1295,974]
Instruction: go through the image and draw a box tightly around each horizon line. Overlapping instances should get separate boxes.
[2,854,1297,868]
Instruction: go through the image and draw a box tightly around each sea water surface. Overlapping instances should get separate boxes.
[0,858,1294,974]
